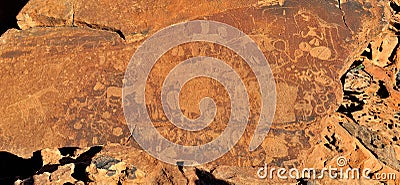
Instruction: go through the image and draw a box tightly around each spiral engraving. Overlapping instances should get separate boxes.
[123,20,276,166]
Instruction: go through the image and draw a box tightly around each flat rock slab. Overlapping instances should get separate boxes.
[0,0,388,167]
[0,27,130,157]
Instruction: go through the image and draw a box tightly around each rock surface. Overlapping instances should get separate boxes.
[0,0,399,184]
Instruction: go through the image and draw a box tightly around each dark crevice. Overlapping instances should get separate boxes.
[36,164,59,174]
[390,2,400,33]
[379,41,384,52]
[71,146,103,182]
[176,161,184,174]
[338,59,367,121]
[1,146,104,184]
[390,1,400,13]
[0,0,29,36]
[342,15,351,32]
[115,30,126,40]
[72,163,92,183]
[388,36,400,63]
[337,0,352,32]
[361,43,372,60]
[376,80,390,99]
[41,146,103,183]
[75,146,103,162]
[390,22,400,33]
[0,151,43,185]
[296,178,309,185]
[59,147,80,157]
[59,156,76,165]
[176,162,189,185]
[194,168,231,185]
[337,93,365,115]
[354,135,380,160]
[36,146,102,183]
[74,21,126,40]
[349,59,364,69]
[324,133,343,152]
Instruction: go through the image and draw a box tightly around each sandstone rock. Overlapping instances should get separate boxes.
[0,0,382,157]
[0,27,129,157]
[370,34,398,67]
[1,144,397,184]
[0,0,399,184]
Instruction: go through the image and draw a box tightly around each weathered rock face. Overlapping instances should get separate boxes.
[338,33,400,172]
[0,27,131,157]
[0,0,400,184]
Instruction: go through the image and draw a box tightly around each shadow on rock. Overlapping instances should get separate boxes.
[0,0,30,35]
[194,168,231,185]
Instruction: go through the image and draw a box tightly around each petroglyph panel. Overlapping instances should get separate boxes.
[0,0,387,167]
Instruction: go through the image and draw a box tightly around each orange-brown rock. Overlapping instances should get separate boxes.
[1,0,400,184]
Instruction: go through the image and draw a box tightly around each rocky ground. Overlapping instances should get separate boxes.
[1,0,400,184]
